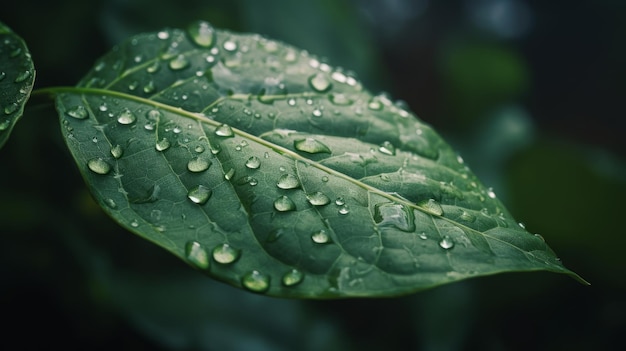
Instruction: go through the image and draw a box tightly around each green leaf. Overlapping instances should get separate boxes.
[0,21,35,149]
[53,21,586,298]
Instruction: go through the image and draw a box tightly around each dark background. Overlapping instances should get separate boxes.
[1,0,624,350]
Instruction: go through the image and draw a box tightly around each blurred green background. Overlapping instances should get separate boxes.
[1,0,624,350]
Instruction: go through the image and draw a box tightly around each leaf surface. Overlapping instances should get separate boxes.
[54,21,585,298]
[0,21,35,149]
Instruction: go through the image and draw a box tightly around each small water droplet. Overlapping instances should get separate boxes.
[294,138,332,154]
[187,157,211,172]
[224,168,235,180]
[311,108,323,117]
[4,103,18,115]
[459,210,476,222]
[187,20,215,48]
[146,61,161,73]
[487,187,497,199]
[185,241,210,269]
[308,73,332,92]
[98,103,108,112]
[311,229,331,244]
[223,40,237,52]
[322,176,329,182]
[518,222,526,229]
[242,270,270,293]
[306,192,330,206]
[245,156,261,169]
[146,109,162,120]
[105,198,117,209]
[130,219,139,227]
[439,235,454,250]
[14,70,30,83]
[0,72,5,81]
[215,124,234,137]
[282,269,304,287]
[212,243,240,264]
[66,105,89,120]
[187,185,212,205]
[116,108,137,125]
[110,144,123,159]
[338,205,350,215]
[274,196,296,212]
[419,232,428,240]
[367,97,383,110]
[87,158,111,175]
[143,80,156,94]
[418,199,443,216]
[378,141,396,156]
[169,54,189,70]
[329,93,353,106]
[157,31,170,40]
[276,174,300,189]
[155,138,171,151]
[0,119,10,131]
[335,197,345,206]
[287,98,296,106]
[194,145,205,153]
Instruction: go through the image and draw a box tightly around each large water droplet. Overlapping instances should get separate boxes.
[185,241,210,269]
[155,138,171,151]
[308,73,332,92]
[282,269,304,287]
[169,54,190,70]
[245,156,261,169]
[294,138,331,154]
[242,270,270,293]
[378,141,396,156]
[187,185,212,204]
[66,105,89,120]
[306,192,330,206]
[215,124,234,137]
[87,158,111,175]
[311,229,331,244]
[439,235,454,250]
[274,196,296,212]
[116,108,137,125]
[212,243,240,264]
[187,20,216,48]
[110,144,123,159]
[373,202,416,232]
[276,174,300,189]
[418,199,444,216]
[187,157,212,172]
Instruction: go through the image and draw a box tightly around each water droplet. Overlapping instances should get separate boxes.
[518,222,526,229]
[419,232,428,240]
[287,98,296,106]
[274,196,296,212]
[177,148,207,168]
[321,176,329,182]
[373,202,416,232]
[187,185,212,205]
[169,54,189,70]
[223,40,237,52]
[242,270,270,293]
[146,61,161,73]
[66,105,89,120]
[311,229,331,244]
[143,80,156,94]
[194,145,205,153]
[212,243,240,264]
[439,235,454,250]
[459,210,476,222]
[282,269,304,287]
[245,156,261,169]
[14,70,30,83]
[0,72,5,81]
[116,108,137,125]
[157,31,170,40]
[185,241,210,269]
[105,198,117,209]
[130,219,139,227]
[338,205,350,215]
[335,197,345,206]
[329,93,353,106]
[311,108,323,117]
[308,73,332,92]
[276,174,300,189]
[155,138,171,151]
[418,199,444,216]
[215,124,234,137]
[378,141,396,156]
[367,97,383,110]
[0,119,10,131]
[87,158,111,175]
[294,138,332,154]
[187,20,215,48]
[487,187,497,199]
[110,144,123,159]
[306,192,331,206]
[4,103,18,115]
[146,109,162,120]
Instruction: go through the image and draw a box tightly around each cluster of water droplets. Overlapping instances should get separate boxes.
[0,35,34,134]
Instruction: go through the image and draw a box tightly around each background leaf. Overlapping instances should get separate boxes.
[0,21,35,149]
[53,21,584,298]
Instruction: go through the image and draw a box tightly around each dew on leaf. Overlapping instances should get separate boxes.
[4,103,18,115]
[329,93,353,106]
[110,144,123,159]
[187,185,212,205]
[335,197,345,206]
[306,192,331,206]
[143,81,156,94]
[116,108,137,125]
[66,105,89,120]
[212,243,240,264]
[146,109,162,120]
[378,141,396,156]
[185,241,210,269]
[155,138,171,151]
[223,40,238,52]
[276,174,300,189]
[308,73,332,92]
[459,210,476,223]
[418,199,444,216]
[311,229,331,244]
[224,168,235,180]
[187,157,211,172]
[282,269,304,287]
[274,196,296,212]
[169,54,190,70]
[146,61,160,73]
[242,270,270,293]
[245,156,261,169]
[294,138,332,154]
[187,20,216,48]
[373,202,416,232]
[439,235,454,250]
[215,124,234,137]
[14,70,30,83]
[87,158,111,175]
[338,205,350,215]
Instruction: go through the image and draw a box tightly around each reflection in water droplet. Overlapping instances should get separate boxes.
[311,229,331,244]
[117,108,137,125]
[367,97,383,110]
[378,141,396,156]
[66,105,89,119]
[223,40,238,52]
[373,202,416,232]
[245,156,261,169]
[419,232,428,240]
[274,196,296,212]
[187,20,215,48]
[418,199,444,216]
[487,187,497,199]
[335,197,345,206]
[215,124,234,137]
[242,270,270,293]
[306,192,330,206]
[212,243,240,264]
[187,185,212,204]
[187,157,212,172]
[276,174,300,189]
[282,269,304,287]
[169,55,189,70]
[338,205,350,215]
[308,73,332,92]
[439,235,454,250]
[87,158,111,175]
[185,241,210,269]
[110,144,123,159]
[155,138,171,151]
[294,138,332,154]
